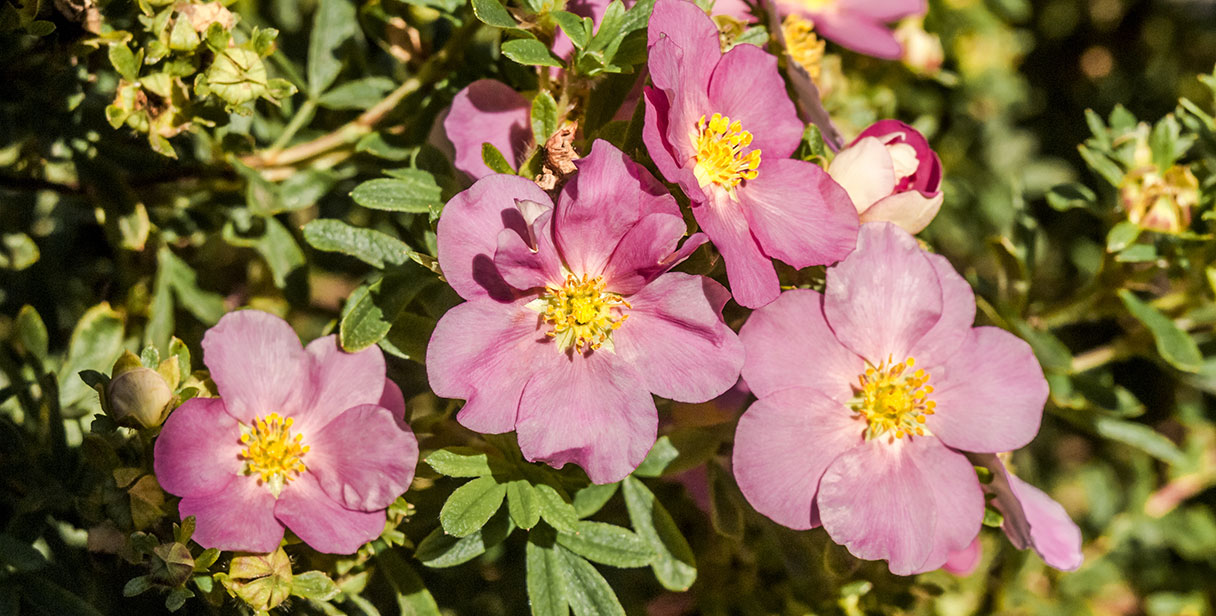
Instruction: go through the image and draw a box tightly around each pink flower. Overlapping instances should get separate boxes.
[153,310,419,554]
[643,0,858,308]
[976,454,1084,571]
[828,120,943,234]
[774,0,926,59]
[444,80,533,180]
[426,140,744,484]
[732,223,1048,574]
[941,536,982,576]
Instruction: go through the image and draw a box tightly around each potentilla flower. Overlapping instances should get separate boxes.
[773,0,926,59]
[828,119,943,234]
[732,223,1049,574]
[153,310,419,554]
[643,0,858,308]
[427,140,744,484]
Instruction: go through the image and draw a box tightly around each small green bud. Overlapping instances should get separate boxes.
[107,367,173,428]
[226,547,293,611]
[149,542,195,586]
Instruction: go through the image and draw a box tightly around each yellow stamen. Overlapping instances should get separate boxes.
[691,113,761,194]
[849,355,935,441]
[540,273,630,354]
[782,15,826,83]
[239,412,309,497]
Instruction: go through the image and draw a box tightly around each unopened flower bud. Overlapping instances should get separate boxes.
[895,18,944,75]
[150,542,195,587]
[107,367,173,428]
[1122,164,1198,234]
[829,120,944,234]
[226,548,293,611]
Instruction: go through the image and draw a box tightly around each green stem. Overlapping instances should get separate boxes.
[267,98,317,153]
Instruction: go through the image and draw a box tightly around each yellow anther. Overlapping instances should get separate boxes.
[691,113,761,194]
[849,355,936,442]
[540,273,630,354]
[782,15,826,83]
[239,412,309,497]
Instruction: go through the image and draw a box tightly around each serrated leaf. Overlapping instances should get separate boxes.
[526,529,569,616]
[303,219,412,268]
[425,447,495,477]
[471,0,517,28]
[307,0,359,96]
[633,429,723,478]
[502,38,563,68]
[531,91,559,147]
[440,476,507,537]
[350,173,442,213]
[1118,289,1202,373]
[556,521,654,568]
[417,507,514,568]
[622,476,696,591]
[508,480,542,530]
[559,548,625,616]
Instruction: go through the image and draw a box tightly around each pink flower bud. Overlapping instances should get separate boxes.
[829,120,944,234]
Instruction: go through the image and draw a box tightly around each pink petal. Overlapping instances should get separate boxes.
[860,191,944,234]
[180,475,283,553]
[823,222,943,363]
[305,404,419,512]
[427,298,549,433]
[647,0,721,88]
[829,137,897,212]
[154,397,244,498]
[379,378,408,431]
[733,387,862,529]
[739,289,863,400]
[516,351,657,484]
[739,157,859,269]
[817,437,984,575]
[297,335,387,433]
[602,213,696,294]
[838,0,926,22]
[444,80,532,180]
[438,175,554,301]
[495,210,563,291]
[927,327,1046,453]
[855,119,941,194]
[908,252,975,366]
[275,473,386,554]
[706,42,803,158]
[201,310,311,424]
[941,536,982,576]
[642,86,686,186]
[1007,474,1083,571]
[648,38,713,176]
[692,200,780,308]
[711,0,754,21]
[811,11,903,59]
[555,140,676,277]
[612,273,744,402]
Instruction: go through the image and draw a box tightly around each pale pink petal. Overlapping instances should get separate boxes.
[706,43,803,157]
[838,0,925,22]
[154,397,244,498]
[495,210,563,291]
[811,11,903,59]
[612,273,744,402]
[180,475,283,552]
[907,252,974,369]
[297,335,387,433]
[648,38,713,172]
[647,0,721,88]
[275,473,386,554]
[444,80,532,180]
[860,191,944,234]
[855,119,941,194]
[733,388,861,529]
[941,537,982,576]
[437,175,554,301]
[692,200,780,308]
[829,137,897,212]
[823,222,943,362]
[642,87,687,186]
[426,298,549,434]
[739,289,863,400]
[201,310,311,424]
[602,213,694,294]
[739,157,859,269]
[516,351,657,484]
[711,0,754,21]
[555,140,675,276]
[927,327,1046,453]
[817,437,984,575]
[1008,474,1083,571]
[379,378,408,430]
[305,404,418,512]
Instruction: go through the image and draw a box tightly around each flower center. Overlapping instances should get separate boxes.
[782,15,826,82]
[540,273,630,353]
[239,412,309,497]
[691,113,761,193]
[849,356,936,441]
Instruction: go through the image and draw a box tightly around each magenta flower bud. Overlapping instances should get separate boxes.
[829,120,944,234]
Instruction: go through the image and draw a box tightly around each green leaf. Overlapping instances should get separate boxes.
[1077,144,1125,187]
[290,571,340,601]
[552,11,590,50]
[532,91,559,147]
[425,447,495,477]
[303,219,413,268]
[377,549,441,616]
[0,232,39,270]
[502,38,563,68]
[316,76,396,110]
[482,142,516,174]
[982,504,1005,527]
[1045,183,1097,212]
[1093,416,1187,466]
[471,0,517,28]
[707,462,744,540]
[526,529,569,616]
[380,311,437,363]
[23,577,105,616]
[1149,115,1182,171]
[508,480,542,530]
[58,303,125,409]
[1106,221,1142,252]
[161,247,226,325]
[560,548,625,616]
[14,305,48,361]
[254,217,307,289]
[416,507,514,568]
[622,477,696,591]
[339,265,433,352]
[307,0,359,96]
[1118,290,1202,372]
[556,521,654,568]
[440,476,508,537]
[535,482,579,534]
[109,43,140,81]
[572,483,618,518]
[350,173,443,213]
[633,428,723,478]
[0,534,48,572]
